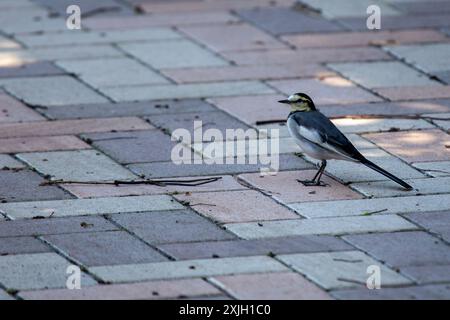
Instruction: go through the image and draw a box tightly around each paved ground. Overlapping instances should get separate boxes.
[1,0,450,300]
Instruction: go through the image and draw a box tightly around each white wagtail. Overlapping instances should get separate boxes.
[279,93,413,190]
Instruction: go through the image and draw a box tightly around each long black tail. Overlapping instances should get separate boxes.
[360,158,413,190]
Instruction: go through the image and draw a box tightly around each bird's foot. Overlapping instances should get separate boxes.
[297,179,329,187]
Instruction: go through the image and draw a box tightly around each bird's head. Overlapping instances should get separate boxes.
[278,93,316,112]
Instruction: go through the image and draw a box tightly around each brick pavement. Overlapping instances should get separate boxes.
[0,0,449,300]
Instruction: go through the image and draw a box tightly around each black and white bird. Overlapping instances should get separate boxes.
[279,93,413,190]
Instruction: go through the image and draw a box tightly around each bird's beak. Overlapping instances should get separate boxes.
[278,99,290,104]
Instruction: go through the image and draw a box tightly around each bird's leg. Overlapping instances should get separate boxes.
[297,160,329,187]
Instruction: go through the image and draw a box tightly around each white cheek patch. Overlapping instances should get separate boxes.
[288,94,299,102]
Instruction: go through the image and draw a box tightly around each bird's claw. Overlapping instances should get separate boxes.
[297,179,329,187]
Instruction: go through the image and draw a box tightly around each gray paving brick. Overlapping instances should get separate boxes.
[0,61,65,78]
[127,154,313,178]
[0,155,25,169]
[119,39,228,69]
[0,195,183,220]
[40,99,217,120]
[82,130,176,164]
[412,161,450,177]
[406,211,450,243]
[32,0,133,17]
[0,169,73,202]
[0,236,50,255]
[401,265,450,285]
[278,251,412,290]
[332,284,450,300]
[343,231,450,267]
[111,209,235,244]
[0,216,118,238]
[0,76,108,107]
[236,7,342,35]
[145,111,251,141]
[90,256,288,283]
[56,58,169,89]
[0,252,96,290]
[100,81,275,102]
[158,235,352,260]
[302,0,400,18]
[16,28,181,47]
[44,231,168,267]
[328,61,439,88]
[225,215,417,239]
[17,150,137,182]
[393,1,450,15]
[289,194,450,219]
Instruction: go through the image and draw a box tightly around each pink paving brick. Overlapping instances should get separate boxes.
[0,117,152,138]
[222,47,391,66]
[162,64,334,84]
[174,190,299,223]
[84,12,239,29]
[18,279,220,300]
[0,93,45,123]
[179,23,288,52]
[0,135,90,153]
[62,175,246,198]
[364,129,450,162]
[239,170,363,204]
[212,272,332,300]
[209,94,290,125]
[282,29,448,49]
[374,86,450,101]
[269,77,382,105]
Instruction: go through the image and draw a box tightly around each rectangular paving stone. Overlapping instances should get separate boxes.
[174,190,299,223]
[386,43,450,73]
[15,28,181,47]
[393,1,450,14]
[0,117,151,139]
[351,177,450,198]
[316,148,427,183]
[0,195,182,220]
[406,210,450,243]
[289,194,450,219]
[332,117,434,133]
[32,0,133,17]
[236,7,342,35]
[238,170,362,204]
[300,0,400,18]
[127,153,313,179]
[0,61,65,78]
[41,99,216,120]
[328,61,439,88]
[282,29,447,48]
[343,231,450,267]
[223,47,391,66]
[0,135,90,153]
[0,92,45,123]
[90,256,288,283]
[61,175,245,198]
[110,209,235,244]
[1,16,67,35]
[56,57,169,89]
[0,76,108,107]
[0,252,96,291]
[17,150,137,182]
[401,265,450,285]
[0,154,25,169]
[119,39,228,69]
[180,23,288,52]
[44,231,168,267]
[158,235,353,260]
[412,161,450,177]
[269,77,381,105]
[0,169,73,202]
[162,64,333,84]
[0,236,50,255]
[224,215,417,239]
[211,272,331,300]
[364,129,450,162]
[332,284,450,300]
[101,81,275,102]
[83,130,177,164]
[18,278,220,300]
[278,251,411,290]
[374,85,450,101]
